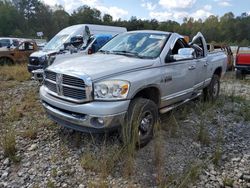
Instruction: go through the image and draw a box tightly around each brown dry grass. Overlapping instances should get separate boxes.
[0,64,30,82]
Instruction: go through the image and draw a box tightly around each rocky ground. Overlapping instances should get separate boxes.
[0,72,250,188]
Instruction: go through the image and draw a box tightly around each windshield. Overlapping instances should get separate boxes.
[43,34,69,51]
[0,39,11,47]
[100,32,169,59]
[238,47,250,54]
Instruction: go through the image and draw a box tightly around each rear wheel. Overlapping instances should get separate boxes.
[0,57,14,66]
[203,74,220,102]
[121,98,158,147]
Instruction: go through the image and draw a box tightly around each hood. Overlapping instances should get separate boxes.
[30,49,58,58]
[0,47,12,52]
[47,53,156,80]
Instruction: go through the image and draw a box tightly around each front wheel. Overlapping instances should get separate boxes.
[0,57,14,66]
[203,74,220,102]
[121,98,158,147]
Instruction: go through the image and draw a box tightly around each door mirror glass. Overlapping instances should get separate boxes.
[172,48,195,61]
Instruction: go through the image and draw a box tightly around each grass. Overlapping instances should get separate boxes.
[80,143,122,178]
[0,64,30,82]
[88,180,109,188]
[153,124,166,186]
[21,125,38,139]
[213,123,223,166]
[161,112,179,137]
[47,179,56,188]
[1,128,17,159]
[177,162,204,188]
[223,177,234,187]
[197,121,210,146]
[239,103,250,122]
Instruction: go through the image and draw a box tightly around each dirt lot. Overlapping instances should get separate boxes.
[0,66,250,188]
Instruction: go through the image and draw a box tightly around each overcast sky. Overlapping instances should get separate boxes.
[42,0,250,22]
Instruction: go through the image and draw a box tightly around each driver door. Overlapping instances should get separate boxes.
[160,38,197,107]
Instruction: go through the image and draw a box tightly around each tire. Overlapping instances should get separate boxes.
[121,98,158,147]
[203,74,220,102]
[236,70,244,80]
[0,57,14,66]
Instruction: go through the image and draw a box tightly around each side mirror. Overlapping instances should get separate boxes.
[172,48,195,61]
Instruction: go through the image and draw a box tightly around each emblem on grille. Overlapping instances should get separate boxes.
[56,73,63,95]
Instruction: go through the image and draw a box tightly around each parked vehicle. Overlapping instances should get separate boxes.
[0,40,38,65]
[28,24,127,73]
[0,37,22,48]
[235,46,250,79]
[207,44,234,70]
[40,30,227,146]
[31,34,116,81]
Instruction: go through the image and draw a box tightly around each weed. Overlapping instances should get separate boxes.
[213,146,222,166]
[1,128,17,158]
[239,103,250,122]
[0,64,30,82]
[80,152,98,171]
[51,168,57,177]
[88,180,109,188]
[178,162,203,188]
[161,113,179,137]
[22,125,38,139]
[47,179,55,188]
[153,123,166,186]
[223,177,234,187]
[6,106,23,122]
[19,90,42,114]
[177,105,190,121]
[197,121,210,146]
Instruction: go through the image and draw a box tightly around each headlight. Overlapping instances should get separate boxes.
[39,55,47,63]
[94,80,130,100]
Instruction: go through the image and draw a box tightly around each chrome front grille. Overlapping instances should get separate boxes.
[44,70,91,103]
[46,71,56,81]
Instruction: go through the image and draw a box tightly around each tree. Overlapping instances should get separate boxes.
[103,14,113,24]
[0,1,24,36]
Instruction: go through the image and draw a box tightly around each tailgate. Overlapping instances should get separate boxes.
[236,54,250,65]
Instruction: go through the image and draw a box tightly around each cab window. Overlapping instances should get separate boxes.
[191,37,204,58]
[18,42,34,51]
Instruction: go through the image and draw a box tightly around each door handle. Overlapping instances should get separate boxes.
[204,62,208,67]
[164,76,172,82]
[188,65,196,70]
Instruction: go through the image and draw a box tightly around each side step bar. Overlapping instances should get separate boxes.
[159,92,202,114]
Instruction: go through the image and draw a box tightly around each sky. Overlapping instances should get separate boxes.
[42,0,250,23]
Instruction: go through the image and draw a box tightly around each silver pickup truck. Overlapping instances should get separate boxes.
[40,30,227,146]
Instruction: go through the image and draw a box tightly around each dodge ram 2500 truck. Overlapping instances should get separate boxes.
[40,30,227,146]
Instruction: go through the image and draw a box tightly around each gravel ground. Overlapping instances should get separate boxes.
[0,74,250,188]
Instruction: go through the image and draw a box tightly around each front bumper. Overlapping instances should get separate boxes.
[40,86,130,133]
[31,69,44,82]
[27,64,44,72]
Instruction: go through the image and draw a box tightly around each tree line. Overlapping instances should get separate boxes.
[1,0,250,45]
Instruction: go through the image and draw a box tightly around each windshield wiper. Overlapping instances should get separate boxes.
[111,50,145,59]
[98,49,111,54]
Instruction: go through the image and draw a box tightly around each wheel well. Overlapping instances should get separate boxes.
[133,87,160,106]
[214,67,222,77]
[0,56,14,64]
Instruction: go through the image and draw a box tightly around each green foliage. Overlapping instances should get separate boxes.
[1,1,250,44]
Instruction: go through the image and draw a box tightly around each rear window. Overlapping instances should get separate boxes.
[238,47,250,54]
[0,39,11,47]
